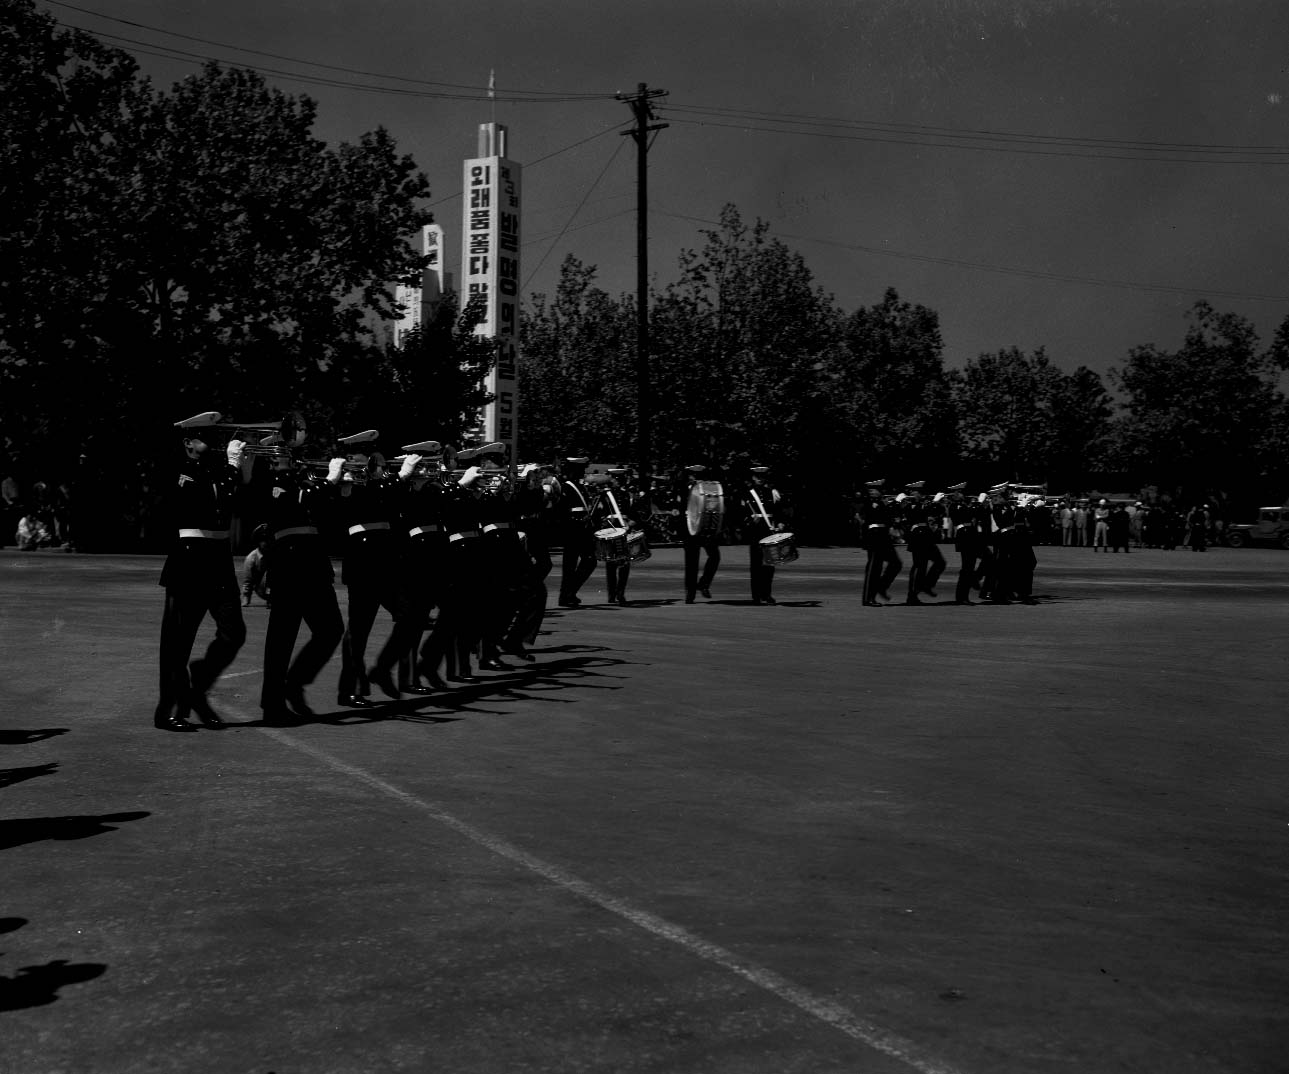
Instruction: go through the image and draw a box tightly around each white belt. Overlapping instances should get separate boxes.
[348,522,391,535]
[408,524,441,536]
[274,526,318,539]
[178,528,228,540]
[570,507,587,514]
[449,530,479,542]
[482,522,512,532]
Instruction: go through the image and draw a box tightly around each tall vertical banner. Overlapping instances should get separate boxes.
[461,123,521,459]
[393,223,447,349]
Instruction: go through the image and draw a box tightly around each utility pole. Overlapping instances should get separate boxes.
[616,82,667,489]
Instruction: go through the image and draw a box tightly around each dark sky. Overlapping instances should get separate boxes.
[45,0,1289,377]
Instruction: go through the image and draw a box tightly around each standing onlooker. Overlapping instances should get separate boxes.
[1187,504,1209,551]
[1092,499,1111,551]
[1074,502,1089,547]
[1109,504,1131,553]
[1060,502,1074,546]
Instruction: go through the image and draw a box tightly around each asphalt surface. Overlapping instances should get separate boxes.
[1,544,1287,1074]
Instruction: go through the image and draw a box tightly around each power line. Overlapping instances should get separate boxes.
[48,1,606,99]
[664,101,1289,156]
[662,114,1289,166]
[522,139,628,292]
[65,24,608,103]
[654,209,1289,303]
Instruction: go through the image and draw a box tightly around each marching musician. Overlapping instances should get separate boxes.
[740,464,786,605]
[900,490,947,605]
[154,413,251,731]
[498,463,554,660]
[475,442,524,671]
[555,455,597,608]
[393,441,448,693]
[951,496,985,606]
[858,481,901,607]
[680,461,722,604]
[420,448,486,683]
[332,433,419,707]
[595,466,644,606]
[255,432,345,725]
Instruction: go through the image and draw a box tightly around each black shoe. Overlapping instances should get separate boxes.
[877,590,891,603]
[153,704,198,732]
[478,659,511,671]
[369,666,401,700]
[557,596,582,608]
[401,683,437,695]
[414,662,448,690]
[187,691,226,729]
[920,588,938,598]
[862,600,881,607]
[904,598,923,605]
[762,596,777,605]
[685,594,696,604]
[698,585,712,598]
[446,673,476,684]
[337,694,375,708]
[615,597,628,606]
[751,598,763,605]
[501,645,536,662]
[955,599,975,606]
[284,685,315,718]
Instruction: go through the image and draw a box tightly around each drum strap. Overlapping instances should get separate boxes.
[750,489,773,529]
[606,490,627,529]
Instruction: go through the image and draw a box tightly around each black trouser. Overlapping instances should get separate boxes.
[606,560,631,601]
[559,526,597,602]
[907,543,946,600]
[259,544,343,710]
[747,541,774,601]
[683,535,720,598]
[421,536,484,678]
[862,529,901,603]
[338,544,418,697]
[159,576,246,709]
[955,550,978,603]
[481,533,523,660]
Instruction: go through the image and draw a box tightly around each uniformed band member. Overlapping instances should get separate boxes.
[681,462,722,603]
[556,455,597,608]
[595,466,643,605]
[256,431,344,725]
[900,490,947,605]
[474,442,524,670]
[154,413,251,731]
[741,465,785,605]
[393,441,447,693]
[952,498,986,606]
[498,462,554,658]
[332,432,419,707]
[859,481,901,606]
[420,447,491,682]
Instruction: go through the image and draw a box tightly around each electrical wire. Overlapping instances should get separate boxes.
[661,113,1289,166]
[522,139,627,291]
[664,101,1289,155]
[48,1,607,99]
[654,209,1289,303]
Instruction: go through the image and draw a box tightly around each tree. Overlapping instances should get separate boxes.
[1110,301,1285,502]
[2,4,435,543]
[820,287,957,483]
[519,256,635,461]
[951,346,1075,484]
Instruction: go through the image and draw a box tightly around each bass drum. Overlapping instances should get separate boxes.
[686,480,724,538]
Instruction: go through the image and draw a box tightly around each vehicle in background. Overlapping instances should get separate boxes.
[1224,506,1289,549]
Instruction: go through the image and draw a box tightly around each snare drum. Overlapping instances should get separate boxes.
[594,526,629,564]
[625,529,651,563]
[759,531,799,565]
[686,480,725,538]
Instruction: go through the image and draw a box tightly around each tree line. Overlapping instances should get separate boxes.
[521,206,1289,538]
[5,0,1288,549]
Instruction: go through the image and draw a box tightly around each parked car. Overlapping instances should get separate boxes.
[1224,506,1289,549]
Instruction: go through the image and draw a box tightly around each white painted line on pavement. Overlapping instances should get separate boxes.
[220,668,264,679]
[261,726,965,1074]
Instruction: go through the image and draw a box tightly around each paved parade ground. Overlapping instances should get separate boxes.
[2,545,1287,1074]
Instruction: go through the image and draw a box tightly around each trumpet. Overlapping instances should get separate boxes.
[449,468,510,491]
[392,455,444,479]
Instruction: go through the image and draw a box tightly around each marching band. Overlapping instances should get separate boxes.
[154,410,1040,730]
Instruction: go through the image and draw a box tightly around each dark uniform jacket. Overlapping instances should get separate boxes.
[159,457,242,590]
